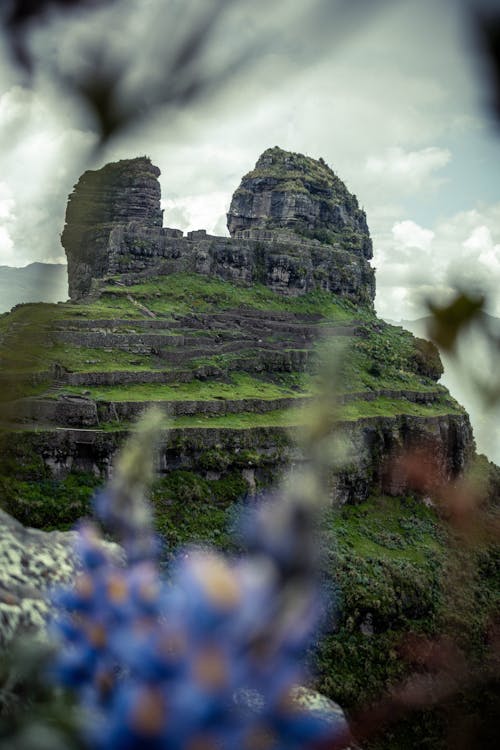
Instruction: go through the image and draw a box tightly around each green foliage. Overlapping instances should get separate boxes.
[151,470,247,552]
[0,432,48,480]
[337,321,447,392]
[100,272,360,318]
[315,496,444,708]
[311,493,500,749]
[411,337,444,380]
[0,472,99,530]
[0,431,100,529]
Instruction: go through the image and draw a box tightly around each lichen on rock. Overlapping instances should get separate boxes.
[0,509,77,646]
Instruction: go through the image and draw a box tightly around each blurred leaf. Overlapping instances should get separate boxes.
[66,0,259,146]
[427,291,485,352]
[71,55,126,143]
[473,5,500,126]
[4,0,117,72]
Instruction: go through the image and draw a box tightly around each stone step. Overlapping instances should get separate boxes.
[54,315,359,339]
[55,330,190,352]
[55,318,186,331]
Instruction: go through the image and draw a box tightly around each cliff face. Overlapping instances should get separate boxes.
[61,157,162,299]
[227,147,372,259]
[61,149,375,305]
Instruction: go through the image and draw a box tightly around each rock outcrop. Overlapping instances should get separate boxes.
[0,509,76,646]
[61,149,375,305]
[0,509,122,647]
[2,147,475,509]
[227,147,372,259]
[62,157,162,299]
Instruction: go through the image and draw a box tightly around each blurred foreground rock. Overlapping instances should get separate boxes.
[0,509,76,647]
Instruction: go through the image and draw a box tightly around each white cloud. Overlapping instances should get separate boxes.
[0,0,496,324]
[0,85,95,266]
[392,220,435,251]
[374,203,500,320]
[365,146,451,192]
[463,225,500,271]
[161,192,230,235]
[0,182,15,220]
[0,226,14,262]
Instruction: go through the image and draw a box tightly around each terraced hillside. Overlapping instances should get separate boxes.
[0,267,471,516]
[0,148,474,523]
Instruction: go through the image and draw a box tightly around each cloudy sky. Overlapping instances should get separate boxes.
[0,0,499,322]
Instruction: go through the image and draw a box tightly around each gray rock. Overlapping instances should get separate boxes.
[0,509,77,647]
[227,146,372,261]
[0,509,122,647]
[61,149,375,306]
[61,156,162,299]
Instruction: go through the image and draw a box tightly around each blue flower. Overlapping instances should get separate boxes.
[52,483,346,749]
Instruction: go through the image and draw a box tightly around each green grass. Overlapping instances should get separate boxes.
[1,343,157,375]
[168,407,308,429]
[100,273,363,319]
[1,276,443,400]
[315,322,444,393]
[63,297,144,319]
[164,396,461,430]
[45,345,156,372]
[340,395,462,420]
[327,494,446,566]
[61,372,315,402]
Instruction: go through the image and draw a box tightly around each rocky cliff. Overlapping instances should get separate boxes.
[227,146,372,260]
[62,157,162,299]
[2,147,475,505]
[61,150,375,305]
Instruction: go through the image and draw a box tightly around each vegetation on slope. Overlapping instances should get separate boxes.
[100,272,362,317]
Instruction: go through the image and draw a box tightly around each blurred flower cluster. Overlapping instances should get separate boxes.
[51,410,346,749]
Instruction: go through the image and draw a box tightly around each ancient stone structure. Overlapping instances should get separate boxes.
[3,147,476,504]
[62,156,163,299]
[62,150,375,305]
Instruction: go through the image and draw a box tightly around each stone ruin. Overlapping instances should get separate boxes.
[61,147,375,304]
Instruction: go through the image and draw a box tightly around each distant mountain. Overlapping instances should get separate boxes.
[386,314,500,464]
[0,263,68,313]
